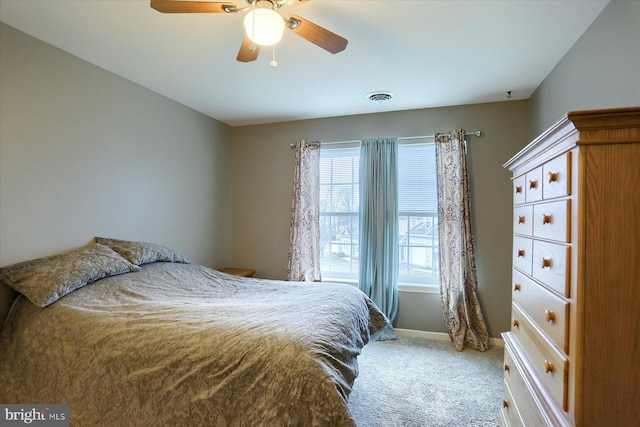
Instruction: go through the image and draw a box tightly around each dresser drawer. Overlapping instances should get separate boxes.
[526,166,543,203]
[513,205,533,236]
[533,200,570,243]
[501,379,524,427]
[513,175,526,205]
[532,240,570,297]
[511,304,568,412]
[503,336,552,426]
[512,269,569,353]
[542,152,571,200]
[513,236,533,275]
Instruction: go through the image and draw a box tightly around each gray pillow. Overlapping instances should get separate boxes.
[0,243,139,307]
[94,237,191,266]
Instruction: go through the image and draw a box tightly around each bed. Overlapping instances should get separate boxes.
[0,239,388,426]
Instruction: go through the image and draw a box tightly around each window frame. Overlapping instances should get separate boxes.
[318,139,440,293]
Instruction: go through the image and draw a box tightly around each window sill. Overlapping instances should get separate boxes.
[321,278,439,294]
[398,283,439,294]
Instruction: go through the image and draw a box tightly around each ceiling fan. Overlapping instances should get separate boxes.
[150,0,348,63]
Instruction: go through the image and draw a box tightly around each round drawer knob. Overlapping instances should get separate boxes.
[504,363,510,372]
[503,401,510,408]
[512,319,519,328]
[545,309,556,323]
[544,360,555,373]
[513,283,521,291]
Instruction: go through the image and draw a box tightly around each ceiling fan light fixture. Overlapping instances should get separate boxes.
[244,8,285,46]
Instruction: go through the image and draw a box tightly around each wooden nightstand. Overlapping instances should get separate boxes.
[218,268,256,277]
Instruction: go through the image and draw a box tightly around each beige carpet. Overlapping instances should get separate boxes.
[348,336,504,427]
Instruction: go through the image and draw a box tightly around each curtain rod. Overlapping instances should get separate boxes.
[289,130,482,148]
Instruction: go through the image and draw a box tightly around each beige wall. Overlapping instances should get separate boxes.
[231,101,530,337]
[0,23,233,275]
[529,0,640,136]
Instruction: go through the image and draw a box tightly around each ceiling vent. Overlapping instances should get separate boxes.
[366,92,394,104]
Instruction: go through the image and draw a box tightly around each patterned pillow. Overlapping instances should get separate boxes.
[94,237,191,266]
[0,243,140,307]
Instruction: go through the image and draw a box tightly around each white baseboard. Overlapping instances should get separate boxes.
[395,328,504,347]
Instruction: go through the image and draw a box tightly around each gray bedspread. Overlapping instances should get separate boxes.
[0,262,388,426]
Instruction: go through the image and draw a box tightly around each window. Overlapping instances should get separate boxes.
[319,146,360,279]
[397,143,439,285]
[319,141,439,287]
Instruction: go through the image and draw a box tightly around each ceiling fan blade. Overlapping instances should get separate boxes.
[237,36,260,62]
[150,0,237,13]
[286,15,347,54]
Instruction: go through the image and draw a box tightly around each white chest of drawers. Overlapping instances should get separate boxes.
[500,107,640,426]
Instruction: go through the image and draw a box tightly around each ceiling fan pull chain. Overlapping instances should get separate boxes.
[251,3,256,40]
[270,45,278,67]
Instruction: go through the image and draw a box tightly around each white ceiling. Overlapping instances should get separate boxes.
[0,0,609,127]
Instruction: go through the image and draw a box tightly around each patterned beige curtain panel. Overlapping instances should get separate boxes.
[435,129,489,351]
[287,140,322,282]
